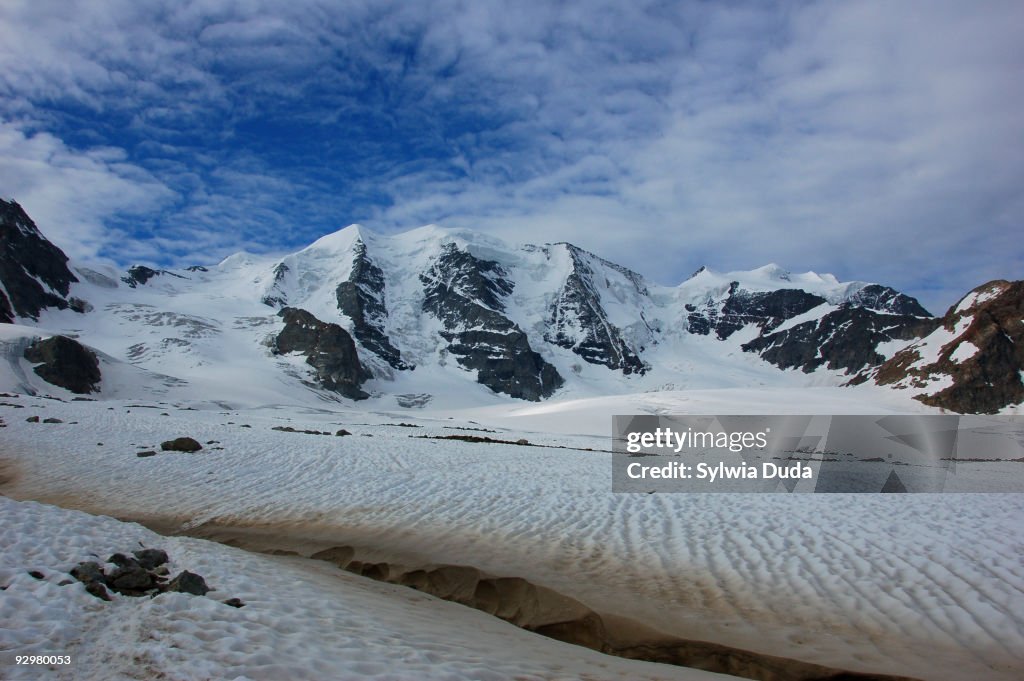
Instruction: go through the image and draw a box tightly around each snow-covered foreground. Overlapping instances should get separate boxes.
[2,393,1023,681]
[0,497,726,681]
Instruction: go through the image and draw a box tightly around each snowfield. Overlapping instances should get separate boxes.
[2,392,1023,681]
[0,497,722,681]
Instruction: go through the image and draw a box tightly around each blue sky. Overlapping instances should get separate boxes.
[1,0,1022,314]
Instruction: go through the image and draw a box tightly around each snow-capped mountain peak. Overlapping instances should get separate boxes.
[2,201,1020,413]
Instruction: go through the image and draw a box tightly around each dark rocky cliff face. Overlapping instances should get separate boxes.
[0,199,79,322]
[743,305,940,375]
[23,335,101,394]
[261,263,290,307]
[686,285,828,339]
[681,278,937,376]
[723,285,827,339]
[545,244,647,375]
[121,266,187,288]
[846,284,931,316]
[275,307,371,400]
[335,239,410,370]
[873,281,1024,413]
[421,243,563,400]
[121,266,161,288]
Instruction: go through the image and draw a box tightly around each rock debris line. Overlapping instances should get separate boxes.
[67,547,243,609]
[271,425,351,436]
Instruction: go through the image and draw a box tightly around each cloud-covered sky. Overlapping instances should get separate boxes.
[1,0,1021,313]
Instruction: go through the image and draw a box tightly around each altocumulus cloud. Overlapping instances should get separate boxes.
[0,0,1021,312]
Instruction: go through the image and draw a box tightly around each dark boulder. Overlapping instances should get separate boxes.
[167,570,210,596]
[70,561,112,601]
[70,561,105,584]
[160,437,203,452]
[23,336,101,394]
[107,553,140,569]
[108,565,155,592]
[133,549,169,570]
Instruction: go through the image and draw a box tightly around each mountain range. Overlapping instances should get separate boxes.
[1,197,1021,413]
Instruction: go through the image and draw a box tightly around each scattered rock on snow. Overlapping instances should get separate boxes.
[160,437,203,452]
[167,570,210,596]
[272,425,332,436]
[69,561,112,601]
[107,553,139,568]
[108,565,155,592]
[133,548,168,570]
[67,551,228,603]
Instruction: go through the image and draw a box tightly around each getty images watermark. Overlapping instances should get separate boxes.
[611,415,1024,493]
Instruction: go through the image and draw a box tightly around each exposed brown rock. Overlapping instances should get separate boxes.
[874,280,1024,413]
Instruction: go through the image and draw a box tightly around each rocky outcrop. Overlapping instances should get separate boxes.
[121,266,160,288]
[421,243,563,400]
[545,244,646,375]
[872,280,1024,413]
[275,307,371,400]
[121,265,186,288]
[23,335,102,394]
[335,239,410,370]
[0,199,80,322]
[846,284,931,316]
[261,263,290,307]
[681,277,938,376]
[686,284,828,339]
[744,305,940,375]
